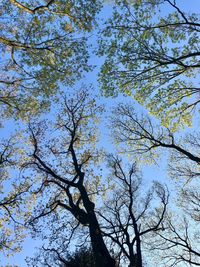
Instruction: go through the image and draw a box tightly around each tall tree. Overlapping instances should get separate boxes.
[20,89,116,267]
[16,90,172,267]
[99,156,168,267]
[99,0,200,129]
[0,0,101,259]
[110,101,200,266]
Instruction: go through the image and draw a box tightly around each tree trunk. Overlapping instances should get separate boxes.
[135,236,142,267]
[89,217,116,267]
[79,184,116,267]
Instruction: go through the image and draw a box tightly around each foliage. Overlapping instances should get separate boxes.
[64,248,95,267]
[0,0,101,119]
[111,103,200,165]
[99,0,200,129]
[0,139,30,258]
[27,246,96,267]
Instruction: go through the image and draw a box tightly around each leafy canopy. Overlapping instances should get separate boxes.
[0,0,101,118]
[99,0,200,129]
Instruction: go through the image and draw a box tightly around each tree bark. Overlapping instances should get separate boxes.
[89,215,116,267]
[79,184,116,267]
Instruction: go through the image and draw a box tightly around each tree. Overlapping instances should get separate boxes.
[0,0,101,118]
[0,0,101,253]
[15,89,172,267]
[99,0,200,129]
[0,1,101,250]
[20,89,116,267]
[109,101,200,266]
[99,156,169,267]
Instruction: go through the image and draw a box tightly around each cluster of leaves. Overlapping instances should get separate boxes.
[27,246,96,267]
[99,0,200,129]
[0,0,101,119]
[0,140,31,258]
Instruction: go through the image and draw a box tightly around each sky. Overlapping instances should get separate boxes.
[1,0,200,266]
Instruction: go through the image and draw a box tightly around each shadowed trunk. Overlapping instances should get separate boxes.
[79,184,116,267]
